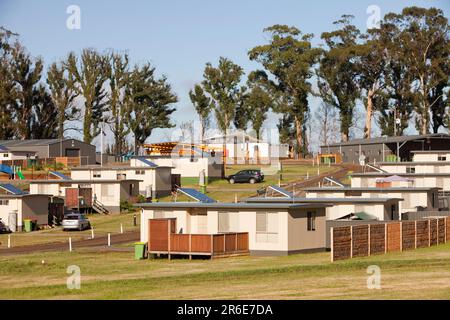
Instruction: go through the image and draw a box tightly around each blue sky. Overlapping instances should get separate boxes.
[1,0,449,151]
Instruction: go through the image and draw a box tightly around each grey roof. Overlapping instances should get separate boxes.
[70,165,170,170]
[0,194,49,199]
[304,187,440,192]
[135,202,331,210]
[0,139,84,147]
[352,172,450,177]
[245,197,402,204]
[411,150,450,154]
[322,133,450,148]
[380,161,450,165]
[29,179,142,184]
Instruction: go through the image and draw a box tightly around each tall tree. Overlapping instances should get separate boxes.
[30,85,58,139]
[201,57,244,176]
[383,7,449,134]
[0,27,17,139]
[357,30,387,139]
[189,84,212,144]
[315,102,340,146]
[249,25,320,157]
[9,42,43,139]
[47,59,80,139]
[108,52,130,155]
[317,15,361,142]
[243,70,273,140]
[126,63,177,151]
[65,49,110,144]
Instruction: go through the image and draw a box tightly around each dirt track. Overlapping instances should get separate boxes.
[0,230,139,256]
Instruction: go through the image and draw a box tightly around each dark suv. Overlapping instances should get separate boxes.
[227,169,264,184]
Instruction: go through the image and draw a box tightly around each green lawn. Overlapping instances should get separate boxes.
[0,212,139,248]
[1,242,450,299]
[162,164,340,202]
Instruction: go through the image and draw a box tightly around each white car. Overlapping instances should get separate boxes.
[62,213,91,231]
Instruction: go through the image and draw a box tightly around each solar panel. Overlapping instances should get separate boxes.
[137,157,158,167]
[49,171,72,180]
[177,188,216,203]
[267,185,293,198]
[0,183,24,195]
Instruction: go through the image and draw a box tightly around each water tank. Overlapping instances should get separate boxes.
[8,210,17,233]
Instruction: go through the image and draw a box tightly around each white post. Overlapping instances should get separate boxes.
[108,233,111,247]
[91,227,95,239]
[317,168,320,176]
[234,193,237,203]
[100,122,104,167]
[7,235,11,248]
[69,237,72,252]
[307,172,309,180]
[120,223,123,234]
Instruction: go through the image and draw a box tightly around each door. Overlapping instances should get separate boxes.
[65,149,80,157]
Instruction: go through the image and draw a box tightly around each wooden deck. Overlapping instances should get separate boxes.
[148,219,249,259]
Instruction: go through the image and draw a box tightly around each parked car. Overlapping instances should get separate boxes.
[0,219,10,234]
[227,169,264,184]
[62,213,91,231]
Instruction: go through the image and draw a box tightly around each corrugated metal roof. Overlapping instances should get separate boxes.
[71,166,166,171]
[29,179,142,184]
[245,197,402,204]
[0,139,70,147]
[304,187,440,192]
[135,202,331,209]
[321,133,450,148]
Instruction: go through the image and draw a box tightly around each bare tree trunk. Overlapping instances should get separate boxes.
[294,115,303,159]
[222,128,227,179]
[364,87,375,139]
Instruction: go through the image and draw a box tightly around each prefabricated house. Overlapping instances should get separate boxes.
[379,161,450,174]
[130,156,222,179]
[0,145,37,161]
[412,150,450,162]
[0,184,51,232]
[203,132,289,163]
[70,165,172,197]
[303,187,441,214]
[138,202,329,257]
[29,179,140,213]
[244,197,402,221]
[351,172,450,193]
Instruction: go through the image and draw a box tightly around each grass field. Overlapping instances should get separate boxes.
[1,241,450,299]
[0,212,139,248]
[161,163,340,202]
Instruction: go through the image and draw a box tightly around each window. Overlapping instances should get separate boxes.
[307,211,316,231]
[0,199,9,205]
[438,155,447,161]
[135,170,145,175]
[3,153,8,158]
[93,171,101,178]
[406,166,416,174]
[256,212,278,243]
[218,211,239,233]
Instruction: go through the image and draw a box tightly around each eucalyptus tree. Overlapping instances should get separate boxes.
[249,25,320,157]
[125,63,177,151]
[47,59,80,139]
[65,49,110,144]
[383,7,449,134]
[317,15,361,142]
[201,57,244,175]
[9,42,44,139]
[108,52,130,154]
[189,84,212,144]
